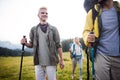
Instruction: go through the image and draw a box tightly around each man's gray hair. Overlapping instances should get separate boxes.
[38,7,47,15]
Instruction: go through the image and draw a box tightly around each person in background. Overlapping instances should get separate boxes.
[69,37,84,80]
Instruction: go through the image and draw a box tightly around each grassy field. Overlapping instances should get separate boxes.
[0,52,92,80]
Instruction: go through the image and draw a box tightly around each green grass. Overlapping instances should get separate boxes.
[0,52,92,80]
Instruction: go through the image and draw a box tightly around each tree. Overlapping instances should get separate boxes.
[0,47,32,56]
[61,39,73,52]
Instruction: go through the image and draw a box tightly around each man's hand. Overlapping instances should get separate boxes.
[21,37,27,45]
[59,59,64,69]
[87,33,95,43]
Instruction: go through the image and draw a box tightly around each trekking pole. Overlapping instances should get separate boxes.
[90,31,95,80]
[86,48,90,80]
[19,36,26,80]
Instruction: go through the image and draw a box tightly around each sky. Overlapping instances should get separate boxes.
[0,0,119,44]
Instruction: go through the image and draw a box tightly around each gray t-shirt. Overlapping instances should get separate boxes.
[37,26,50,66]
[97,7,120,56]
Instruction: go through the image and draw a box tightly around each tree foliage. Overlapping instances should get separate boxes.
[61,39,73,52]
[61,38,86,52]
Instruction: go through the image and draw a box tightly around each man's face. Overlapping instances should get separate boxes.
[38,9,48,22]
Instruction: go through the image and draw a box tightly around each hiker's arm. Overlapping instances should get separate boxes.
[58,47,63,60]
[58,47,64,69]
[25,42,33,48]
[25,27,35,48]
[53,26,64,60]
[21,27,35,48]
[83,9,94,46]
[21,38,33,48]
[53,27,64,69]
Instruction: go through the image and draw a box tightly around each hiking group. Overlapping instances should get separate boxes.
[21,0,120,80]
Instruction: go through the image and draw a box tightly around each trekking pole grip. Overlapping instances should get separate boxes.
[23,35,26,38]
[22,35,26,51]
[90,31,94,34]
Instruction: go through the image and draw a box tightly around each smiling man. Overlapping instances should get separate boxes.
[21,7,64,80]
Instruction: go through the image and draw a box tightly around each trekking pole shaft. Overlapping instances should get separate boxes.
[19,45,24,80]
[91,47,95,80]
[90,31,95,80]
[19,36,25,80]
[86,51,89,80]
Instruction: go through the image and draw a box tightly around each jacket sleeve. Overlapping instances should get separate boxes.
[53,27,62,49]
[29,26,35,45]
[83,9,93,46]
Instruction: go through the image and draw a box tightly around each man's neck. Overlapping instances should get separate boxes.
[40,21,47,25]
[103,0,113,9]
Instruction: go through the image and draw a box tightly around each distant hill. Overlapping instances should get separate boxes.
[0,40,21,50]
[0,47,32,56]
[0,40,33,53]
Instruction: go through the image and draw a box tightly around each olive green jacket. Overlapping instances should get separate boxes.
[29,23,62,65]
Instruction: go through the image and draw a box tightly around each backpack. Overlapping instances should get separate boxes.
[71,44,82,59]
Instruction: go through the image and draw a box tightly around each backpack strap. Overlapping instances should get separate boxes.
[73,44,75,52]
[72,44,76,58]
[73,44,75,55]
[91,4,101,31]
